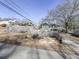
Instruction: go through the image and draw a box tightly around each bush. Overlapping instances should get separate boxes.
[0,24,6,27]
[5,25,29,33]
[32,33,39,39]
[31,30,43,39]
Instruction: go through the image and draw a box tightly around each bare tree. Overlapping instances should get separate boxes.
[39,10,60,28]
[40,0,79,33]
[55,0,79,33]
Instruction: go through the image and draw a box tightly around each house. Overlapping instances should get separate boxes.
[0,21,9,27]
[40,19,65,32]
[0,20,16,27]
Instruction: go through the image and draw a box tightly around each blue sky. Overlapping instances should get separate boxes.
[0,0,62,24]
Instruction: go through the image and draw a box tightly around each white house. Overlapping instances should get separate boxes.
[0,20,16,27]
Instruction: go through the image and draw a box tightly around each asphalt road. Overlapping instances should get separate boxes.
[0,40,79,59]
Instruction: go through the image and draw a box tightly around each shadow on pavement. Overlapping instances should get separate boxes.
[0,43,17,59]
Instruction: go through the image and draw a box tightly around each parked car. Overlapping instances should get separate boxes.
[70,31,79,37]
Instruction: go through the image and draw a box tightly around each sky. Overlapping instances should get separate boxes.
[0,0,62,24]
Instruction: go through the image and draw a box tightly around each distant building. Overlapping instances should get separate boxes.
[0,21,9,27]
[0,20,16,27]
[40,19,65,32]
[41,19,60,28]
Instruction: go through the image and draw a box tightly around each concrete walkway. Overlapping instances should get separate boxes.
[0,42,79,59]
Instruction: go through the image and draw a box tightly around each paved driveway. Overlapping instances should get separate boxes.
[0,41,79,59]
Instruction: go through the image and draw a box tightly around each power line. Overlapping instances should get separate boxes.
[4,0,23,14]
[4,0,32,21]
[9,0,26,13]
[0,0,28,19]
[8,0,33,19]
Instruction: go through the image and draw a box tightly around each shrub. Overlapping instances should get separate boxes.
[5,25,29,33]
[31,33,39,39]
[0,24,6,27]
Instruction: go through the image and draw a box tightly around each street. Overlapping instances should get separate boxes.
[0,38,79,59]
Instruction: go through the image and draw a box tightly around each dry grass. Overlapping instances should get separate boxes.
[0,32,60,50]
[0,27,61,50]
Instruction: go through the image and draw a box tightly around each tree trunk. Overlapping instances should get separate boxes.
[65,22,68,33]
